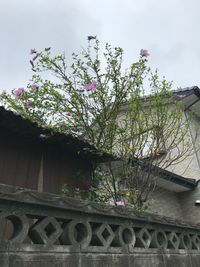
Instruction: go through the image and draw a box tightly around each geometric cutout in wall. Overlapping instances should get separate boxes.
[29,217,62,245]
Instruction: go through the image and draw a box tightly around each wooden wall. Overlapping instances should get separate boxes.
[0,129,92,194]
[43,147,92,194]
[0,131,41,190]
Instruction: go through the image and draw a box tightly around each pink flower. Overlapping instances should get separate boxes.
[30,48,37,55]
[24,100,33,109]
[31,84,39,92]
[115,200,125,207]
[0,90,6,97]
[13,88,24,98]
[84,81,97,92]
[177,94,187,99]
[140,49,149,58]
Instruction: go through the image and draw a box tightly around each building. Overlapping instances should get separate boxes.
[121,86,200,222]
[0,106,106,195]
[149,86,200,222]
[1,85,200,223]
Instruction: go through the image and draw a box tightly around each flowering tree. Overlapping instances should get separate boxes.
[0,38,195,210]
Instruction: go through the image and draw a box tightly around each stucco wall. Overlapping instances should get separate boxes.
[179,183,200,223]
[168,111,200,180]
[145,111,200,222]
[149,187,183,219]
[149,183,200,224]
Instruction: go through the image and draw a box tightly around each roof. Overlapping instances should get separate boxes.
[0,106,109,162]
[131,157,197,192]
[173,85,200,100]
[119,85,200,113]
[174,85,200,94]
[174,86,200,118]
[152,165,197,190]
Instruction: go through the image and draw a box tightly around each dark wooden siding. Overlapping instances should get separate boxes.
[0,129,93,194]
[43,147,92,194]
[0,130,41,190]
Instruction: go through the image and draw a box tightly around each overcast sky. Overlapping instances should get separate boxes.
[0,0,200,91]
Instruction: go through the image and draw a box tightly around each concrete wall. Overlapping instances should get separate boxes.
[2,246,200,267]
[0,184,200,267]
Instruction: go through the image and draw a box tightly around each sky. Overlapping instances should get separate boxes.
[0,0,200,91]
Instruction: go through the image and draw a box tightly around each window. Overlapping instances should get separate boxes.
[129,126,166,159]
